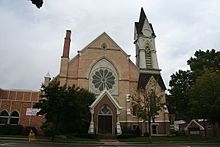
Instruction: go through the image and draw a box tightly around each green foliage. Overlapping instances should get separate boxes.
[0,125,24,135]
[34,80,95,137]
[117,133,136,139]
[131,80,164,141]
[168,49,220,122]
[132,89,162,121]
[40,121,55,137]
[168,70,194,120]
[187,49,220,75]
[188,70,220,121]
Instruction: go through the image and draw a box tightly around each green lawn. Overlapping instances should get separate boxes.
[1,135,220,144]
[118,136,220,144]
[0,135,101,144]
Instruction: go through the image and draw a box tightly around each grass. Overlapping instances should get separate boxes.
[0,135,101,144]
[118,136,220,144]
[1,135,220,144]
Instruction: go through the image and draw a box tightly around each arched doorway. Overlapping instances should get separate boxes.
[98,105,112,134]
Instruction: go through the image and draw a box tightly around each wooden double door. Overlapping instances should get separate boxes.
[98,115,112,134]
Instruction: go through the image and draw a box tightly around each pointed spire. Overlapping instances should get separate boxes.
[135,8,156,37]
[62,30,71,58]
[135,7,148,35]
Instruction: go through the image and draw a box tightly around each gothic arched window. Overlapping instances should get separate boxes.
[9,111,19,125]
[0,110,9,125]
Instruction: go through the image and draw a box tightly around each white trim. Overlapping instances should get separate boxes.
[89,89,122,111]
[184,119,205,131]
[120,120,170,123]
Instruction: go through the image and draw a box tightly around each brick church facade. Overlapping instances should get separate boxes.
[0,8,170,136]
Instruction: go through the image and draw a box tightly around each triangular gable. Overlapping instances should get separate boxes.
[89,89,122,112]
[138,73,166,90]
[87,32,120,49]
[69,32,138,72]
[184,119,205,131]
[73,32,128,58]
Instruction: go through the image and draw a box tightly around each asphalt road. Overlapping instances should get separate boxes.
[0,141,220,147]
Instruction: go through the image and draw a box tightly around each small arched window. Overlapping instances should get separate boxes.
[0,110,9,125]
[99,105,112,115]
[101,43,107,49]
[9,111,19,125]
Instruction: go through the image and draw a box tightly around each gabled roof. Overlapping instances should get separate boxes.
[89,89,122,111]
[135,8,156,37]
[69,32,129,63]
[138,73,166,90]
[184,119,205,131]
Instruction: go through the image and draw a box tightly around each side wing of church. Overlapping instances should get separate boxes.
[49,8,170,136]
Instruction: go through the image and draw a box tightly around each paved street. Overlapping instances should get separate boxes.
[0,141,220,147]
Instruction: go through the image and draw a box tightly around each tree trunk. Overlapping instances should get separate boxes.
[216,122,220,137]
[203,119,207,137]
[148,116,152,143]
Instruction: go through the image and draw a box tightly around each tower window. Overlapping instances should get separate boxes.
[145,46,152,68]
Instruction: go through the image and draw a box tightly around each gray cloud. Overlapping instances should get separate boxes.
[0,0,219,91]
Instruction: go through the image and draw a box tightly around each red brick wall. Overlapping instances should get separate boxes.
[0,89,44,133]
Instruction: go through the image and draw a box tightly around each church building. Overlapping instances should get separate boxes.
[48,8,170,136]
[0,8,170,136]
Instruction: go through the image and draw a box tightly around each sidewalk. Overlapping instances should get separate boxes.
[100,139,127,146]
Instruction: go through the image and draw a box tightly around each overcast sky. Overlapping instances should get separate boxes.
[0,0,219,91]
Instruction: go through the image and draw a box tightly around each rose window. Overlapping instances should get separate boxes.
[92,68,116,91]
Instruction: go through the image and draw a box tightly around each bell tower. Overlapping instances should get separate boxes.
[134,8,160,73]
[134,8,166,90]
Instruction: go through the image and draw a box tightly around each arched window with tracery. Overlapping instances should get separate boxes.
[89,59,118,95]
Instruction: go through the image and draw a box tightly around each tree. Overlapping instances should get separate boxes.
[30,0,43,9]
[187,49,220,75]
[167,70,194,120]
[188,70,220,134]
[131,78,164,143]
[34,80,95,140]
[168,49,220,120]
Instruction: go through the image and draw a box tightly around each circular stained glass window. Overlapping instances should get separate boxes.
[92,68,116,91]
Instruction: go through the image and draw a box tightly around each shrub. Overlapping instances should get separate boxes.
[40,122,55,137]
[117,133,136,139]
[76,133,96,139]
[144,132,149,137]
[0,125,23,135]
